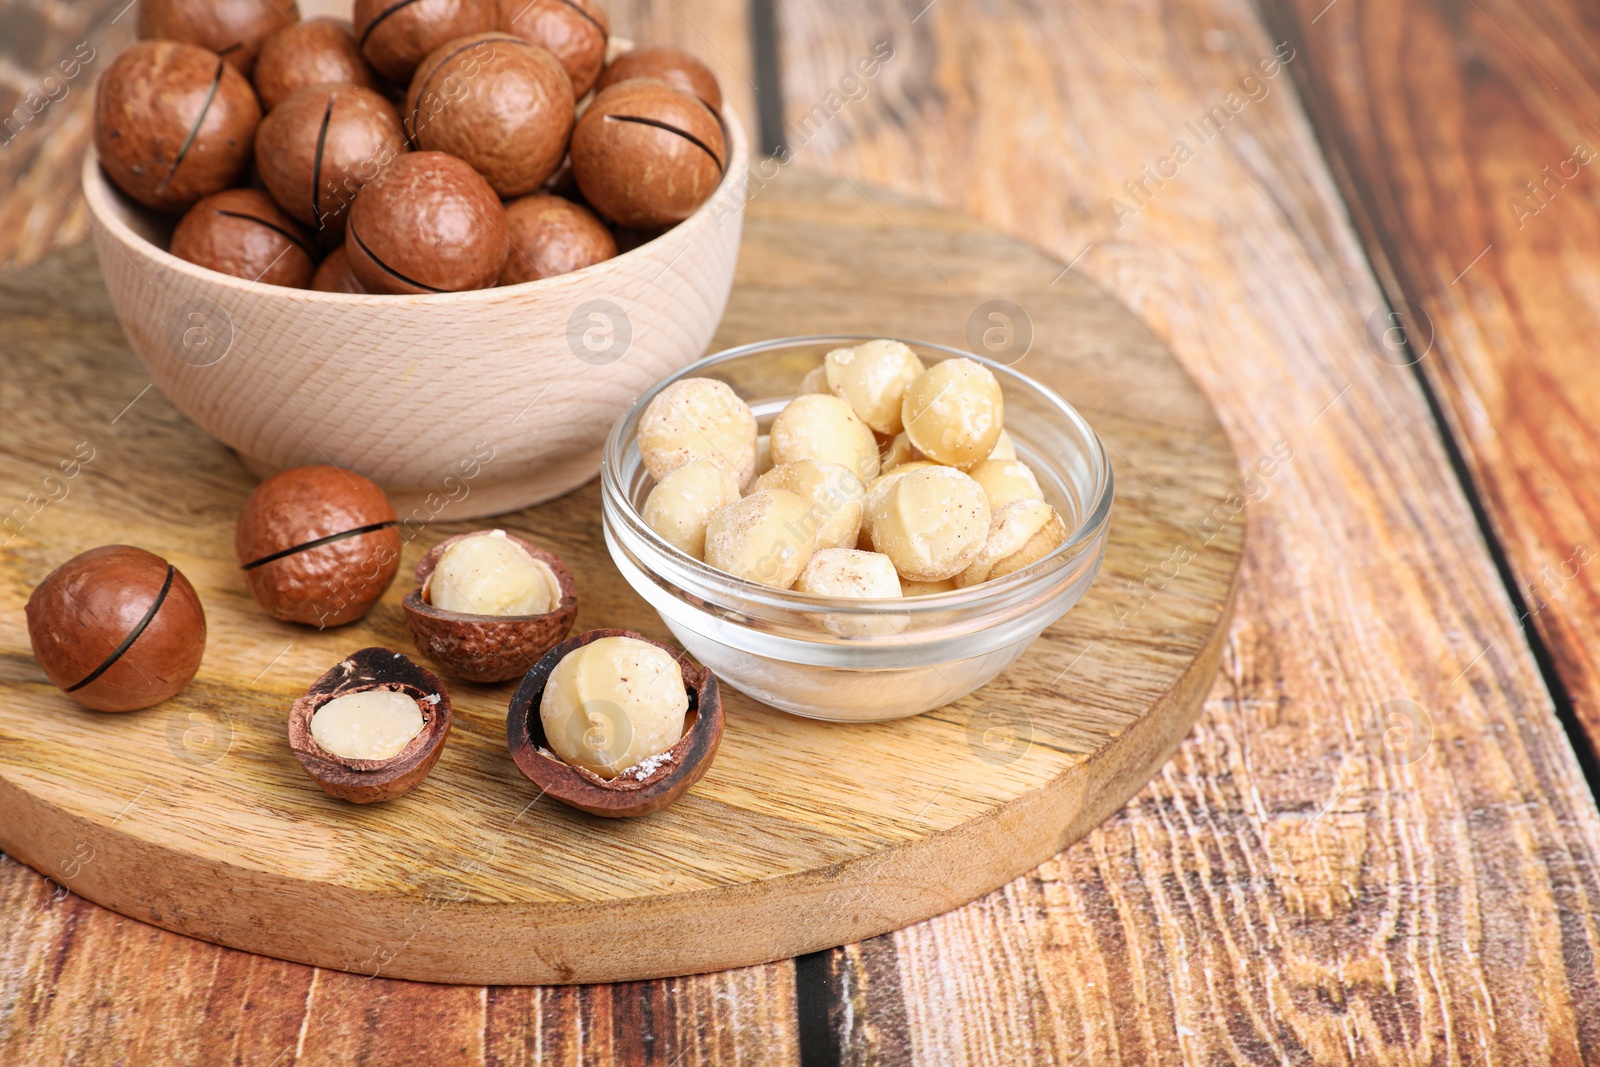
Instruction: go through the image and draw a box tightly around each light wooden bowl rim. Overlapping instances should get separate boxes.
[80,96,749,305]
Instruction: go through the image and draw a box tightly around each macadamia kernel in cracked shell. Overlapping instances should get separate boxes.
[901,358,1004,470]
[823,339,926,435]
[866,465,991,582]
[956,498,1069,587]
[755,460,864,551]
[769,393,880,483]
[703,488,818,589]
[426,530,560,616]
[539,636,688,779]
[637,377,758,485]
[643,458,742,559]
[311,689,425,761]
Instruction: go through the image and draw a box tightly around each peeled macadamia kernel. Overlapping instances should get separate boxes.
[311,689,425,760]
[798,365,829,395]
[539,636,688,779]
[704,488,816,589]
[755,461,864,551]
[795,549,900,599]
[424,530,559,615]
[968,458,1043,512]
[988,429,1017,462]
[751,434,774,487]
[867,466,991,582]
[902,358,1004,470]
[770,394,880,483]
[824,340,926,435]
[637,378,758,485]
[957,498,1069,587]
[643,458,742,560]
[880,431,919,472]
[900,576,956,596]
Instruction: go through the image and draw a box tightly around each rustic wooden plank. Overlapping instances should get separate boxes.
[774,0,1600,1062]
[1256,0,1600,764]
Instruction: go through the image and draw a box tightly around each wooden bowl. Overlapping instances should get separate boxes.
[81,66,748,520]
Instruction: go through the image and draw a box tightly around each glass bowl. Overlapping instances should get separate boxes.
[601,336,1113,721]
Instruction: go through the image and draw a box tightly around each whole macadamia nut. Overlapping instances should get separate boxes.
[496,0,609,97]
[406,33,574,197]
[138,0,299,75]
[956,498,1069,587]
[312,244,368,292]
[235,465,401,627]
[968,458,1043,512]
[500,193,616,283]
[170,188,316,287]
[346,150,510,293]
[866,466,990,582]
[539,635,687,779]
[769,393,880,483]
[642,458,741,560]
[901,358,1004,469]
[25,545,207,713]
[571,78,725,229]
[824,339,926,435]
[636,377,758,485]
[755,460,864,552]
[94,40,262,211]
[703,488,816,589]
[354,0,497,81]
[253,17,381,112]
[597,46,721,113]
[256,84,407,233]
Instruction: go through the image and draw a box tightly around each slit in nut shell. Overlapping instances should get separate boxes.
[170,188,317,288]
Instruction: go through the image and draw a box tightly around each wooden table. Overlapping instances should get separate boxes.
[3,0,1599,1062]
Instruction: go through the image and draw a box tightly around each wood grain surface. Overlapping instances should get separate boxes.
[773,0,1600,1062]
[0,168,1240,984]
[5,0,1600,1062]
[1256,0,1600,765]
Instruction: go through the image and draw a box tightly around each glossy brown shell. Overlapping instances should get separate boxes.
[570,77,726,229]
[354,0,498,82]
[596,46,721,113]
[401,531,578,683]
[170,188,317,288]
[311,244,368,292]
[24,545,207,713]
[499,193,616,283]
[288,647,452,803]
[138,0,300,75]
[256,84,408,234]
[253,17,383,113]
[235,465,401,627]
[345,150,510,293]
[94,40,262,212]
[506,629,723,817]
[494,0,608,98]
[405,33,574,198]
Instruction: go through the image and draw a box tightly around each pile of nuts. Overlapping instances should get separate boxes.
[93,0,726,292]
[638,341,1071,604]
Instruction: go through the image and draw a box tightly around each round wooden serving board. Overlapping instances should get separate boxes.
[0,171,1242,985]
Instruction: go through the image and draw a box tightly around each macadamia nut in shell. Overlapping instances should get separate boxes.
[539,636,689,778]
[424,530,561,616]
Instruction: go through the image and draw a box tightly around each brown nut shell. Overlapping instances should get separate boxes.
[596,46,721,113]
[405,33,574,197]
[354,0,497,82]
[499,192,616,283]
[494,0,608,98]
[570,77,725,229]
[236,465,401,627]
[138,0,299,75]
[506,629,723,817]
[346,150,510,293]
[401,531,578,683]
[288,647,452,803]
[170,188,317,287]
[94,40,262,212]
[256,84,408,233]
[311,244,368,292]
[25,545,207,713]
[253,17,382,111]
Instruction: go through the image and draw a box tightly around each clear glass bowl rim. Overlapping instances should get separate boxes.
[600,335,1115,619]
